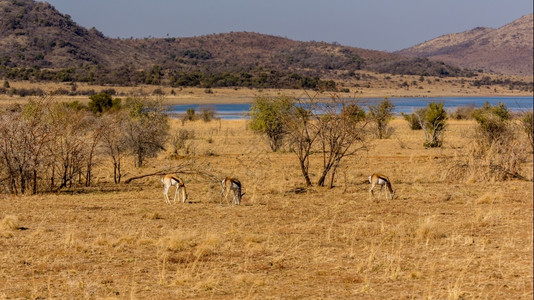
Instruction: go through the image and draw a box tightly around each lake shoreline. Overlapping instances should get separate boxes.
[0,77,532,106]
[168,96,534,119]
[159,91,533,105]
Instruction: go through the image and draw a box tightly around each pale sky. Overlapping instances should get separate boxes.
[42,0,532,52]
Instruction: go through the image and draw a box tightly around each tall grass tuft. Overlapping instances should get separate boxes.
[0,215,19,238]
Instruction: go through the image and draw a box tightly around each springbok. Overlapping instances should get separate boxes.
[221,177,245,205]
[369,173,395,201]
[161,174,188,204]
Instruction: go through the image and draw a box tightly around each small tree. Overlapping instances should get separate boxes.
[284,100,320,186]
[368,98,395,139]
[249,95,293,152]
[316,97,367,188]
[88,92,121,114]
[417,102,447,148]
[100,112,128,183]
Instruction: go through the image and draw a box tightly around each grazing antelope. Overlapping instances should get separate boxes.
[221,177,245,206]
[161,174,188,204]
[369,173,395,201]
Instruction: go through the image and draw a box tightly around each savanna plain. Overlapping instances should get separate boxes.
[0,95,533,299]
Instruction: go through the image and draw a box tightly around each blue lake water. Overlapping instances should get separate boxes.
[168,96,533,120]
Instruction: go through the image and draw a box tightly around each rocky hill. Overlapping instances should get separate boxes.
[0,0,478,89]
[395,14,533,75]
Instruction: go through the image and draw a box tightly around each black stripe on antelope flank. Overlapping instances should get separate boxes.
[170,176,182,183]
[377,175,389,182]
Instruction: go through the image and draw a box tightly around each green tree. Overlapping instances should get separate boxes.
[417,102,447,148]
[88,92,120,114]
[368,98,395,139]
[401,111,423,130]
[249,95,294,152]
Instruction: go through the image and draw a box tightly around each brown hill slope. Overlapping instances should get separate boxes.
[0,0,151,69]
[0,0,473,88]
[395,14,533,75]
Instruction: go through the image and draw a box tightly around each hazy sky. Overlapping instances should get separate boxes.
[42,0,532,52]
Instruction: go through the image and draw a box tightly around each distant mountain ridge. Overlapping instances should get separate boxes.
[0,0,529,89]
[395,14,533,75]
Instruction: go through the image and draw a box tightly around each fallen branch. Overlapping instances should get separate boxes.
[123,164,220,184]
[123,171,168,184]
[489,164,531,181]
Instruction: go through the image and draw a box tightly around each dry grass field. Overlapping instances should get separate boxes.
[1,116,533,299]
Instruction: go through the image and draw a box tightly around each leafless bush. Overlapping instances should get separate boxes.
[171,129,195,156]
[282,93,368,188]
[100,112,129,183]
[199,105,216,122]
[0,99,53,194]
[369,123,395,139]
[48,103,94,190]
[0,98,101,193]
[518,110,533,151]
[315,96,368,187]
[122,96,169,167]
[450,105,475,120]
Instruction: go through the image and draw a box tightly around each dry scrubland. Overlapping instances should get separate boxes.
[0,117,533,299]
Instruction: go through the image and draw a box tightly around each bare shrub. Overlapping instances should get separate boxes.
[284,97,320,186]
[450,105,475,120]
[100,112,129,183]
[0,99,53,194]
[122,96,169,167]
[171,129,195,156]
[315,96,368,187]
[48,103,94,189]
[280,94,368,187]
[518,110,533,151]
[198,105,216,122]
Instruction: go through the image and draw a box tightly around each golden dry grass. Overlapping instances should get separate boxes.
[0,118,532,299]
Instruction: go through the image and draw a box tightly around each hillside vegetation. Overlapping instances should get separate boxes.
[1,0,477,90]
